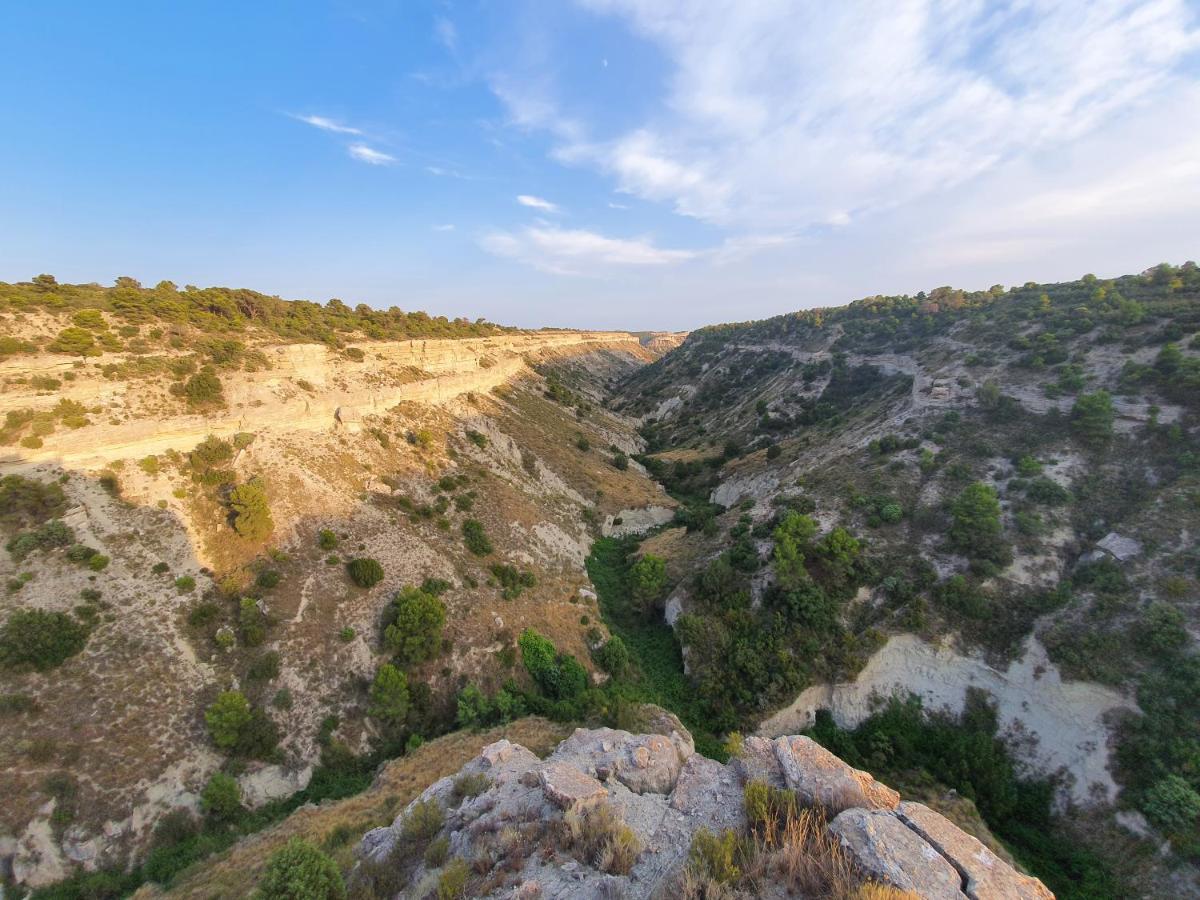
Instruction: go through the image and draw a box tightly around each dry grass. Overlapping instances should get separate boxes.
[556,801,643,876]
[143,717,570,900]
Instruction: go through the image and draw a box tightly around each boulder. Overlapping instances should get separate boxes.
[829,808,965,899]
[551,725,691,795]
[773,736,900,812]
[537,762,607,810]
[669,753,746,834]
[899,802,1053,900]
[734,736,786,788]
[1096,532,1141,562]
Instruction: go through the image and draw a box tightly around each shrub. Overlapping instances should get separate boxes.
[948,482,1009,565]
[229,478,273,541]
[519,628,587,700]
[576,434,591,452]
[200,772,243,821]
[338,626,356,642]
[247,651,281,682]
[175,575,196,593]
[489,563,536,600]
[1142,775,1200,833]
[1070,390,1114,448]
[558,802,641,875]
[611,451,629,471]
[256,569,281,589]
[466,429,488,448]
[88,553,110,571]
[401,798,445,842]
[594,636,631,677]
[0,474,66,526]
[630,554,667,614]
[383,587,446,665]
[688,827,749,884]
[436,857,469,900]
[0,610,89,671]
[206,691,252,750]
[1136,603,1188,655]
[367,663,410,731]
[258,838,346,900]
[317,529,338,550]
[347,557,384,588]
[461,519,492,556]
[6,518,74,560]
[451,772,490,802]
[423,834,450,868]
[180,368,225,409]
[239,597,267,646]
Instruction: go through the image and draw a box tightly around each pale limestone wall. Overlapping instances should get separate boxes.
[0,331,642,468]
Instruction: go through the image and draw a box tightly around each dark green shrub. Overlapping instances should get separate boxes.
[317,529,338,550]
[0,610,89,671]
[257,838,345,900]
[461,519,492,556]
[347,557,384,588]
[382,587,445,665]
[200,772,243,821]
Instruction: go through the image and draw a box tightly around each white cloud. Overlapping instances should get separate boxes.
[348,144,396,165]
[522,0,1200,230]
[516,194,560,213]
[433,224,456,232]
[481,225,696,274]
[291,114,362,136]
[434,17,458,53]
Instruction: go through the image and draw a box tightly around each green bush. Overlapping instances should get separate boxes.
[6,518,74,560]
[594,636,631,676]
[205,691,252,750]
[0,474,67,527]
[200,772,243,821]
[382,587,445,665]
[367,663,410,732]
[0,609,89,671]
[402,798,445,842]
[229,478,273,541]
[461,519,492,556]
[346,557,384,588]
[629,554,667,614]
[257,838,345,900]
[687,827,748,884]
[180,368,225,409]
[1070,391,1114,448]
[239,597,267,646]
[519,628,587,700]
[1142,775,1200,833]
[436,857,469,900]
[948,482,1009,565]
[466,429,488,448]
[175,575,196,593]
[317,529,338,550]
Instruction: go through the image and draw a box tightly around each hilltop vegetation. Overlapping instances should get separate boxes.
[0,274,509,359]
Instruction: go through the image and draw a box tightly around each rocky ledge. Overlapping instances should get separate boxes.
[350,707,1052,899]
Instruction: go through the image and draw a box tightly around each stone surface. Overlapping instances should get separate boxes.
[899,802,1053,900]
[538,762,608,810]
[351,720,1056,900]
[773,735,900,812]
[1096,532,1142,562]
[830,808,966,899]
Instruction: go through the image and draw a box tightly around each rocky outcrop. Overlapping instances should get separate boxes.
[350,707,1053,899]
[0,331,649,467]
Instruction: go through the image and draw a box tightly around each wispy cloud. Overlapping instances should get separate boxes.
[434,17,458,53]
[504,0,1200,232]
[481,225,695,275]
[433,223,456,232]
[517,194,560,213]
[348,144,396,166]
[290,113,363,136]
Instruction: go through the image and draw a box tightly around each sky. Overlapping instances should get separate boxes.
[1,1,1199,330]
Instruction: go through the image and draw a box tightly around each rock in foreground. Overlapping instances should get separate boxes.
[350,707,1052,899]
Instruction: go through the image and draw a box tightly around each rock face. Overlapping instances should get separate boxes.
[350,707,1054,899]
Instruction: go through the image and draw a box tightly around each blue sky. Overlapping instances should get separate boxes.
[2,1,1198,330]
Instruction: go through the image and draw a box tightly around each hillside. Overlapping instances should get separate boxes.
[0,278,684,891]
[2,266,1199,899]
